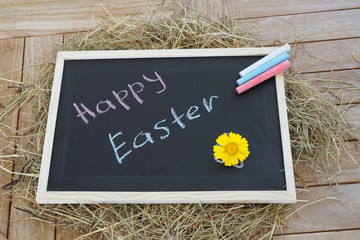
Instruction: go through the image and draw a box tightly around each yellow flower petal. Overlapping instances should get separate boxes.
[213,145,226,160]
[213,145,225,153]
[224,158,232,167]
[237,142,249,152]
[230,155,239,165]
[216,133,230,146]
[214,152,226,160]
[230,132,242,142]
[235,152,246,161]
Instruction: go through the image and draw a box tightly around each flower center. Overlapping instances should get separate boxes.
[225,143,238,155]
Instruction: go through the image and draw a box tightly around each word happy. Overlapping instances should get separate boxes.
[108,95,219,164]
[73,72,166,125]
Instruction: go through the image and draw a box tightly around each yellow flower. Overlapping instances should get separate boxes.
[213,132,250,167]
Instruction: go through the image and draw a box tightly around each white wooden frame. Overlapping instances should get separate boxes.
[36,48,296,204]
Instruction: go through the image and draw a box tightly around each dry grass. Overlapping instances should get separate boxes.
[285,72,356,184]
[0,6,356,240]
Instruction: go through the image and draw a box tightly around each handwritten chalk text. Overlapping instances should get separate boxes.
[109,95,219,164]
[73,72,166,125]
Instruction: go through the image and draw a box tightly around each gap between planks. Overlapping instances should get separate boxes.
[298,181,360,189]
[225,0,360,19]
[274,228,360,239]
[233,7,360,20]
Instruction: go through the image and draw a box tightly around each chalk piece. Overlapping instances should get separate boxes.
[239,44,290,77]
[236,52,290,86]
[236,60,291,95]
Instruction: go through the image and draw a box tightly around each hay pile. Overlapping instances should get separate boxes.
[0,7,354,240]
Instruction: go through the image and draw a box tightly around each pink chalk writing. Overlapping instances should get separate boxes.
[112,90,130,111]
[128,82,144,104]
[73,103,96,125]
[73,72,166,125]
[96,100,116,114]
[143,72,166,93]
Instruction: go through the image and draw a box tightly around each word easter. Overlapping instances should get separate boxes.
[108,95,219,164]
[73,72,166,125]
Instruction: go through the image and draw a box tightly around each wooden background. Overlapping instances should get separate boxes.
[0,0,359,239]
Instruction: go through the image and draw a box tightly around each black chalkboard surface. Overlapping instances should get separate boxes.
[36,48,296,204]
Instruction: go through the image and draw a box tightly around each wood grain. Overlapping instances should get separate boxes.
[0,232,8,240]
[245,9,360,44]
[345,103,360,138]
[302,70,360,105]
[0,0,173,39]
[56,227,79,240]
[8,35,62,240]
[274,229,360,240]
[290,39,360,73]
[176,0,228,19]
[295,141,360,187]
[227,0,360,19]
[294,104,360,186]
[0,38,24,239]
[279,183,360,234]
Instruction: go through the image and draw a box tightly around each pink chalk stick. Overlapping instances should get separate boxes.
[236,60,291,94]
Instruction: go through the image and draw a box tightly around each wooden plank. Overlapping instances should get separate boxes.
[274,229,360,240]
[295,141,360,186]
[302,70,360,105]
[0,0,173,39]
[8,35,63,240]
[345,103,360,138]
[293,100,359,186]
[56,227,80,240]
[0,232,8,240]
[291,72,360,187]
[246,9,360,44]
[176,0,228,19]
[279,183,360,234]
[227,0,360,19]
[290,38,360,73]
[0,38,24,239]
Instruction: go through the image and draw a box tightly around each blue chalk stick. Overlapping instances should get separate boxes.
[236,52,290,86]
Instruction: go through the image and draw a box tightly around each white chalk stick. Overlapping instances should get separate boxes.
[239,44,291,77]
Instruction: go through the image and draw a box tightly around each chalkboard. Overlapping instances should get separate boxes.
[36,48,296,204]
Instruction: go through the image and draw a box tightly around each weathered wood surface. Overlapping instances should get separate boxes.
[227,0,360,19]
[0,0,359,239]
[176,0,229,19]
[0,0,173,39]
[0,232,8,240]
[56,227,79,240]
[277,183,360,234]
[7,35,62,240]
[274,229,360,240]
[246,9,360,43]
[303,70,360,105]
[0,38,24,239]
[290,39,360,73]
[295,141,360,187]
